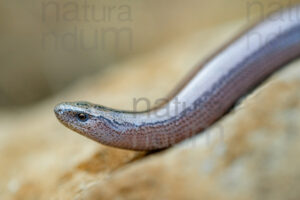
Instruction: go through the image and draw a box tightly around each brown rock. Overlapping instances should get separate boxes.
[2,12,300,200]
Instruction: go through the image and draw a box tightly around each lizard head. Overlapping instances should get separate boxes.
[54,101,123,144]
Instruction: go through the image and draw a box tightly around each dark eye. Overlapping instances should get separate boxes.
[76,113,88,122]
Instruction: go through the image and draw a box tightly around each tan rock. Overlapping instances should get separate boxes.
[2,11,300,200]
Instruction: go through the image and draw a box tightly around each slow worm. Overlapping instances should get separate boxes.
[54,5,300,150]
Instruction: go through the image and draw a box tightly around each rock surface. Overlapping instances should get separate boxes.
[2,15,300,200]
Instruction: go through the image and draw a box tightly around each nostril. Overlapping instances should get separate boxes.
[54,105,63,115]
[54,108,64,120]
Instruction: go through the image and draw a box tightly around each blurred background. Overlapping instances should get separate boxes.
[2,0,298,109]
[3,1,300,199]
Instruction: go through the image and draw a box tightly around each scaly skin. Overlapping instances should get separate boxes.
[54,5,300,150]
